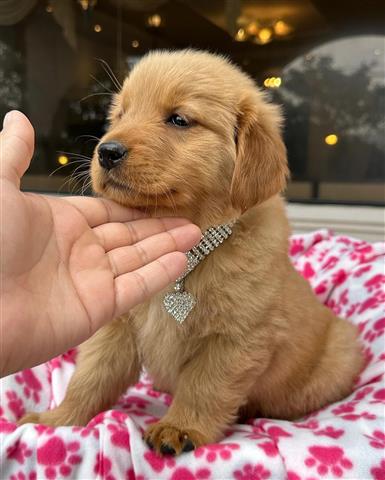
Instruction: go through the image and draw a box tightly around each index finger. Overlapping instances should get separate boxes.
[63,195,146,227]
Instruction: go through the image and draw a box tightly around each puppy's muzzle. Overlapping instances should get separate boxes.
[98,141,127,170]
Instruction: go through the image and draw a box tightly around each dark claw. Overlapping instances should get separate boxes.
[182,438,195,452]
[160,443,176,456]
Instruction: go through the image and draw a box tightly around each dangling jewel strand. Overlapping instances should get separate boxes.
[163,221,235,324]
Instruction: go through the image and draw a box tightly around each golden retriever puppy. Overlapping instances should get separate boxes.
[20,50,363,456]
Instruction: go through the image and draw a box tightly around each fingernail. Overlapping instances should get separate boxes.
[3,111,16,129]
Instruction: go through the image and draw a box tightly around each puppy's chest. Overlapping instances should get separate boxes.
[133,295,200,391]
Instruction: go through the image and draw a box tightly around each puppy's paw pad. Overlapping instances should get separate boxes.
[144,422,206,456]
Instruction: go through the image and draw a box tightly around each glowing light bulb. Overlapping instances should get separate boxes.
[58,155,69,165]
[147,14,162,27]
[325,134,338,145]
[246,21,259,36]
[257,27,273,44]
[274,20,292,36]
[235,28,247,42]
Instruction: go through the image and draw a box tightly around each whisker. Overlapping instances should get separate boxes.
[75,134,100,143]
[89,74,114,94]
[59,168,89,194]
[70,173,89,194]
[56,151,92,161]
[80,176,92,196]
[95,58,122,91]
[165,188,177,214]
[79,92,114,103]
[49,159,88,177]
[160,184,177,215]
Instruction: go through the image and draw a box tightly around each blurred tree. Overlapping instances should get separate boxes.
[272,55,385,183]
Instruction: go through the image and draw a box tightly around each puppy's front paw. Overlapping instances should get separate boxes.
[144,422,208,456]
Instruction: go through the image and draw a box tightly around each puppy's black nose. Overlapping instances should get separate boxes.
[98,141,127,170]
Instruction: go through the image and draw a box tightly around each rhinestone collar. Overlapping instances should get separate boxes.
[163,221,235,324]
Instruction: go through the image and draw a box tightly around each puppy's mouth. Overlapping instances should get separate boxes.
[104,177,141,194]
[101,176,178,210]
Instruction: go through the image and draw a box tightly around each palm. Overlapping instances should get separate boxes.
[1,183,112,370]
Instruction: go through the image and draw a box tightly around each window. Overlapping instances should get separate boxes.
[0,0,384,204]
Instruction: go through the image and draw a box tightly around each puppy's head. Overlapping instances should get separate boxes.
[91,50,288,221]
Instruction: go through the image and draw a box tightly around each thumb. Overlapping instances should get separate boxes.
[0,110,35,187]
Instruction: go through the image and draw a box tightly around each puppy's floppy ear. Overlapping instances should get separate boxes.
[230,91,289,212]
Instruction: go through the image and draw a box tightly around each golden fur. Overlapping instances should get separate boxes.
[20,50,363,455]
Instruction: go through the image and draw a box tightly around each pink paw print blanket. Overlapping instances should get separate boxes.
[1,230,384,480]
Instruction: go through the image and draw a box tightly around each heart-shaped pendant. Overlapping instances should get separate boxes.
[163,291,196,324]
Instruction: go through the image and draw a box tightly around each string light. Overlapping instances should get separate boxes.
[58,155,69,165]
[94,24,102,33]
[147,14,162,27]
[235,17,293,44]
[325,134,338,145]
[264,77,282,88]
[235,28,247,42]
[131,40,140,48]
[78,0,97,11]
[257,27,273,44]
[274,20,292,36]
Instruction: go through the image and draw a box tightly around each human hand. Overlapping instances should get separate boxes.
[0,111,201,376]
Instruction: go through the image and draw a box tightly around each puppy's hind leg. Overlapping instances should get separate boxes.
[19,316,140,427]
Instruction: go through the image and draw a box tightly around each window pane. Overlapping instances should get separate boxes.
[0,0,383,204]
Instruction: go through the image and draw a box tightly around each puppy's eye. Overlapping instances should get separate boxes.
[167,114,190,128]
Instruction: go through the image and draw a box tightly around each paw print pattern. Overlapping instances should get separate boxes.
[0,418,17,433]
[358,292,385,314]
[72,426,99,439]
[50,349,77,371]
[7,441,32,464]
[194,443,240,462]
[34,424,55,436]
[15,370,42,403]
[234,463,271,480]
[94,453,116,480]
[289,238,305,256]
[10,472,36,480]
[257,441,279,457]
[371,460,385,480]
[314,426,345,439]
[364,318,385,343]
[6,391,25,419]
[37,436,82,479]
[126,469,145,480]
[107,423,130,451]
[301,262,315,280]
[120,395,149,410]
[365,430,385,449]
[305,446,353,477]
[169,467,211,480]
[364,274,385,292]
[144,450,175,473]
[332,401,376,421]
